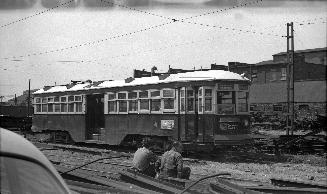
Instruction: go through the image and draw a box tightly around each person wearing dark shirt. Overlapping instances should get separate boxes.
[158,141,190,179]
[132,138,158,177]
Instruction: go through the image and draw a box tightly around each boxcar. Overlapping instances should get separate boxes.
[32,70,252,151]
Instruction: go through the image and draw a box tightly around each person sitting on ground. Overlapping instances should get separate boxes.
[132,138,158,178]
[158,141,191,180]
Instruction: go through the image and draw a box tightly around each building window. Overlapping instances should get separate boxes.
[238,91,248,112]
[281,68,286,80]
[162,89,175,111]
[204,89,212,111]
[217,91,235,114]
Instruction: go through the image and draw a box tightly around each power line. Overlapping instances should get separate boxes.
[0,0,76,29]
[3,21,174,60]
[2,0,265,60]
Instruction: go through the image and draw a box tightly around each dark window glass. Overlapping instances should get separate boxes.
[75,102,82,112]
[119,101,127,112]
[61,104,67,113]
[151,99,161,111]
[68,103,74,112]
[118,93,126,99]
[164,98,174,110]
[140,99,149,110]
[129,100,138,111]
[128,92,137,99]
[108,93,116,100]
[108,101,116,112]
[139,91,148,98]
[151,91,160,97]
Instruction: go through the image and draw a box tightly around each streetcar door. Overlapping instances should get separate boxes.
[85,94,104,140]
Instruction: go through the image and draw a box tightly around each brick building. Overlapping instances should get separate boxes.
[228,47,326,116]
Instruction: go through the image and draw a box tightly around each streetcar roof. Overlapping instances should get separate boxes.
[34,70,249,94]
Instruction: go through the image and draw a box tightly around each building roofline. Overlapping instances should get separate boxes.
[273,47,327,56]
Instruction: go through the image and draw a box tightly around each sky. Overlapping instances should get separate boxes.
[0,0,326,101]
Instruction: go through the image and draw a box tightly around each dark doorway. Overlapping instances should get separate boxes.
[85,94,104,140]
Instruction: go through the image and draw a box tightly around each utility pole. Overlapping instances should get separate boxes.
[27,79,31,118]
[286,22,295,135]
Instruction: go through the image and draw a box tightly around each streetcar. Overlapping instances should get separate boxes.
[32,69,252,151]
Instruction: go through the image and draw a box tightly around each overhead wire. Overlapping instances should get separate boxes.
[0,0,76,29]
[2,0,265,60]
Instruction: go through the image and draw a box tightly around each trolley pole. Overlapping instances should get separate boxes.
[286,22,295,135]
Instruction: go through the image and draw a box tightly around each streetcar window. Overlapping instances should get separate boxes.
[128,92,137,99]
[218,84,234,90]
[139,91,148,98]
[217,91,235,114]
[198,87,203,112]
[54,104,60,112]
[74,96,82,102]
[199,98,203,112]
[180,89,185,112]
[76,102,82,113]
[140,99,149,111]
[119,101,127,112]
[48,104,53,112]
[163,89,174,98]
[187,89,194,111]
[42,98,47,103]
[151,99,161,111]
[164,98,174,110]
[54,96,60,102]
[204,89,212,112]
[42,104,47,112]
[48,97,54,103]
[35,98,41,103]
[68,103,74,112]
[198,88,202,96]
[151,90,160,97]
[60,96,67,102]
[61,104,67,113]
[68,96,74,102]
[108,93,116,100]
[108,101,117,113]
[129,100,138,112]
[36,104,41,112]
[187,90,194,97]
[118,93,127,99]
[237,91,248,112]
[239,84,248,90]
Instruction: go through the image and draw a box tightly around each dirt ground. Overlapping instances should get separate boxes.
[42,147,327,187]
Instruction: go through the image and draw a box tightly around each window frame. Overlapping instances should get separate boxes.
[150,89,162,113]
[117,91,128,114]
[161,88,175,113]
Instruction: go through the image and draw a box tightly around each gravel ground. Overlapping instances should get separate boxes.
[42,148,327,187]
